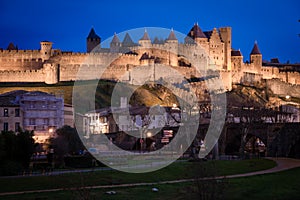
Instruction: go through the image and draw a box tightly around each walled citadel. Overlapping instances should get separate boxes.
[0,23,299,94]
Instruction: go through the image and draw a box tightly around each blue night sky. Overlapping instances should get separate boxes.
[0,0,299,63]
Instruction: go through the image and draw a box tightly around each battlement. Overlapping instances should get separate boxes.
[0,24,298,87]
[0,49,40,54]
[0,68,42,73]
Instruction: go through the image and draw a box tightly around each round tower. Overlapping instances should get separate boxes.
[40,41,52,61]
[44,63,59,84]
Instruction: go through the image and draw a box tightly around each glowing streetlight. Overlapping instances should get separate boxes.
[48,128,54,137]
[147,132,152,138]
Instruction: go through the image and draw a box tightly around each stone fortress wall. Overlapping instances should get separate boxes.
[0,24,299,92]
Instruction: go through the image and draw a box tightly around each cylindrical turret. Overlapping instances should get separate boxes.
[44,63,59,84]
[40,41,53,61]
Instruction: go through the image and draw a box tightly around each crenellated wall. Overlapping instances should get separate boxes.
[0,26,299,90]
[267,79,300,98]
[0,68,45,82]
[0,49,43,70]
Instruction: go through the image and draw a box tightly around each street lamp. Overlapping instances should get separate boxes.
[147,132,152,137]
[48,128,54,137]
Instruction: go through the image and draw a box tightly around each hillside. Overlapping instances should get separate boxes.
[0,81,178,109]
[0,81,295,111]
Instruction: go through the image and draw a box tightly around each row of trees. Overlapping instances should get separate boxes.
[0,125,85,175]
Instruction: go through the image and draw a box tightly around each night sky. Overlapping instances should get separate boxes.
[0,0,299,63]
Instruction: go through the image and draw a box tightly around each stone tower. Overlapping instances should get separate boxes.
[122,33,135,47]
[139,30,151,48]
[166,29,178,66]
[250,42,262,71]
[40,41,52,61]
[186,23,209,52]
[231,49,243,71]
[219,27,232,70]
[110,33,121,53]
[44,63,59,84]
[87,28,101,53]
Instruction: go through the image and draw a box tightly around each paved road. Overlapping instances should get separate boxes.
[0,157,299,196]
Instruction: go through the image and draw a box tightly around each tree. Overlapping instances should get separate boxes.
[50,125,85,166]
[0,129,35,175]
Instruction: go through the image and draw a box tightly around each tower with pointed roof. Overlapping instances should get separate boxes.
[166,29,178,66]
[7,42,18,50]
[110,33,121,53]
[186,23,208,44]
[185,23,210,58]
[250,41,262,69]
[122,33,135,47]
[139,30,151,48]
[87,28,101,53]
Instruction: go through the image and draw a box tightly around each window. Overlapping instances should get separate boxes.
[29,119,35,125]
[44,119,49,125]
[15,122,20,132]
[15,108,20,117]
[4,108,8,117]
[3,122,8,132]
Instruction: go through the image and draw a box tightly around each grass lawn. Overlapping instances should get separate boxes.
[225,166,300,200]
[2,166,299,200]
[0,159,275,194]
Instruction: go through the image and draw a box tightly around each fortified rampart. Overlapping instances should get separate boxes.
[267,79,300,98]
[0,24,299,92]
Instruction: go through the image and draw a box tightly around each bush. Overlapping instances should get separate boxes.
[64,156,96,168]
[0,160,23,176]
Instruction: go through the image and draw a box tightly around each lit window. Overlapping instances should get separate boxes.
[4,108,8,117]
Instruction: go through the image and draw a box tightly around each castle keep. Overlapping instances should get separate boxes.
[0,24,299,89]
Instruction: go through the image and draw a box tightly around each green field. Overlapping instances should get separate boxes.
[0,159,277,199]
